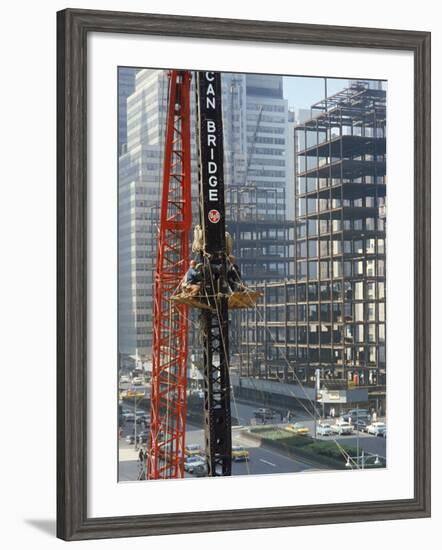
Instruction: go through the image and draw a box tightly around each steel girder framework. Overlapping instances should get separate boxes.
[148,70,192,480]
[200,296,232,476]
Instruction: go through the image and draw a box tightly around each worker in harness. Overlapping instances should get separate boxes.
[182,259,201,296]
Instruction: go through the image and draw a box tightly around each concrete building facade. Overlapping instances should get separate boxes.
[118,68,137,155]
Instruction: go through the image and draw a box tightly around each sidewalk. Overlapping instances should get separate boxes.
[119,445,144,462]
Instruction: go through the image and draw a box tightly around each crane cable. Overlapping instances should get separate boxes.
[172,256,354,471]
[227,260,357,467]
[202,253,251,476]
[171,259,252,475]
[227,259,321,419]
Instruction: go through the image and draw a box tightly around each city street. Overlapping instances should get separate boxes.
[119,423,314,481]
[118,396,386,481]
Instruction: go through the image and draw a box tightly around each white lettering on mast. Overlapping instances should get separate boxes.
[204,73,220,202]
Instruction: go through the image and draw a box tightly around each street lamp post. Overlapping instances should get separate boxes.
[356,403,360,467]
[314,368,321,439]
[134,395,138,450]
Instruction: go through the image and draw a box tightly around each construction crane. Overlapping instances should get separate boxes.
[148,70,192,480]
[149,70,261,479]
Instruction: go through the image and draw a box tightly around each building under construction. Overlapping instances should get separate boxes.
[235,83,387,415]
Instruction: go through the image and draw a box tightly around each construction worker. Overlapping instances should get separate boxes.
[182,259,201,296]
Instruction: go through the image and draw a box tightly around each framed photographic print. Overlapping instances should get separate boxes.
[57,8,431,541]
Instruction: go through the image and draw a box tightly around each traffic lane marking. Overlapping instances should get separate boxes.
[259,458,276,467]
[255,443,315,470]
[258,444,305,463]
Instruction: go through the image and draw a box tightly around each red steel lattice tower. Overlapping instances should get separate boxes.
[148,70,192,479]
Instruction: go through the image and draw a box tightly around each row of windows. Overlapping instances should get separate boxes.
[254,136,286,145]
[136,314,151,322]
[249,158,286,167]
[263,281,341,304]
[296,258,385,279]
[257,300,386,324]
[248,103,286,113]
[296,196,384,216]
[245,325,385,347]
[253,344,385,366]
[253,280,385,304]
[238,229,292,241]
[297,154,385,173]
[296,175,385,194]
[296,217,386,237]
[248,169,286,178]
[133,341,150,349]
[251,147,285,156]
[247,299,385,324]
[297,238,385,258]
[247,125,285,135]
[247,113,286,123]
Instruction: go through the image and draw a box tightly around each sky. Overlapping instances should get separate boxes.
[283,76,351,112]
[119,68,383,116]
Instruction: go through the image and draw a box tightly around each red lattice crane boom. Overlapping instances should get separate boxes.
[148,70,192,479]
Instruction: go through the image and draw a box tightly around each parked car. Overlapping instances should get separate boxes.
[367,422,387,436]
[231,446,249,461]
[191,463,208,477]
[132,376,144,386]
[125,433,136,444]
[123,412,135,422]
[184,456,206,473]
[285,422,309,435]
[138,414,150,425]
[134,412,149,424]
[331,422,354,435]
[342,409,371,423]
[126,389,145,398]
[137,431,149,444]
[253,408,276,420]
[317,423,334,436]
[184,444,203,457]
[353,419,369,432]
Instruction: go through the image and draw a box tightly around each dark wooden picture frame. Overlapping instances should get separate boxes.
[57,8,431,541]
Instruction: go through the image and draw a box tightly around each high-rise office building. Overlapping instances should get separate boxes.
[226,74,295,282]
[118,68,137,155]
[119,70,176,359]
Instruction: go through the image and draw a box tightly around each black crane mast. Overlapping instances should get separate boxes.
[196,71,232,476]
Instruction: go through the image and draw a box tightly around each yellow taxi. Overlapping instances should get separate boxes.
[284,422,310,435]
[232,446,250,461]
[184,444,203,457]
[126,389,145,399]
